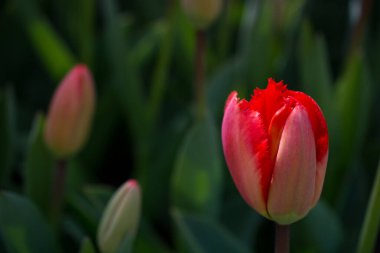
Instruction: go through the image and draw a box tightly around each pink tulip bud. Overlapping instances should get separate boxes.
[44,64,96,158]
[181,0,222,29]
[221,79,328,225]
[97,179,141,253]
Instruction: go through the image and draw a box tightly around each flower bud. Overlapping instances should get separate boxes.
[221,79,329,225]
[181,0,222,29]
[44,64,96,158]
[97,179,141,253]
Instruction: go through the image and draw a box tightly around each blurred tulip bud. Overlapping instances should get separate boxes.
[222,79,329,225]
[44,64,96,158]
[181,0,222,29]
[97,179,141,253]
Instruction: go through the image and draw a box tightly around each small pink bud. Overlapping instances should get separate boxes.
[221,79,329,225]
[181,0,222,29]
[97,179,141,253]
[44,64,96,158]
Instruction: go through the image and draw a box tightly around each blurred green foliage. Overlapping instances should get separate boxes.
[0,0,380,252]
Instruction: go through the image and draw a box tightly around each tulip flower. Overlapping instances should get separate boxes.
[221,78,328,225]
[181,0,222,29]
[44,64,96,158]
[97,179,141,253]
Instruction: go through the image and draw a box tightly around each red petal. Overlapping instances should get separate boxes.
[267,105,317,224]
[249,78,288,130]
[221,92,271,217]
[288,91,329,163]
[268,98,296,162]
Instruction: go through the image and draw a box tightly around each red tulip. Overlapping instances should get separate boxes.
[221,79,328,224]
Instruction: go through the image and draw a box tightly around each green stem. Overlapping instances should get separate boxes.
[50,159,67,226]
[275,224,290,253]
[356,159,380,253]
[194,29,206,119]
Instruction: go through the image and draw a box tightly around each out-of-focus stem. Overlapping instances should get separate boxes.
[50,159,67,226]
[275,224,290,253]
[356,159,380,253]
[194,29,206,118]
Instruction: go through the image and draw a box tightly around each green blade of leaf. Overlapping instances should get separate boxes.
[24,114,55,217]
[0,86,15,187]
[78,237,96,253]
[171,113,223,218]
[0,192,56,253]
[13,0,76,80]
[293,201,344,253]
[172,209,250,253]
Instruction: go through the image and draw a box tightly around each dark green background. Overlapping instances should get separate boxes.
[0,0,379,252]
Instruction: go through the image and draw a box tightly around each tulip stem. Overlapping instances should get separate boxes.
[275,224,290,253]
[194,29,206,118]
[50,159,67,226]
[356,158,380,253]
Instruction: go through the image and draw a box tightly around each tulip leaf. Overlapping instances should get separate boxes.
[78,237,96,253]
[139,113,189,221]
[0,192,56,253]
[238,0,278,84]
[335,51,371,163]
[207,58,243,117]
[0,87,15,187]
[220,188,263,246]
[172,209,250,253]
[79,85,120,174]
[13,0,76,80]
[24,114,55,217]
[66,185,113,237]
[60,0,95,64]
[134,220,173,253]
[298,22,333,115]
[102,0,146,141]
[293,201,344,253]
[171,113,223,217]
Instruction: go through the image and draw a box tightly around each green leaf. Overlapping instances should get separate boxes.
[238,0,278,83]
[24,114,55,217]
[171,113,223,218]
[14,0,76,80]
[207,58,242,116]
[67,185,113,238]
[134,220,173,253]
[147,20,173,126]
[298,22,333,114]
[0,87,15,186]
[27,19,76,80]
[78,237,96,253]
[0,192,56,253]
[356,158,380,253]
[220,189,263,246]
[172,209,250,253]
[102,0,146,141]
[335,51,372,163]
[293,201,344,253]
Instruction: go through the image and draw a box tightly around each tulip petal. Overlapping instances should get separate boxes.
[312,152,328,206]
[288,91,328,163]
[267,105,316,224]
[288,91,329,206]
[222,92,270,218]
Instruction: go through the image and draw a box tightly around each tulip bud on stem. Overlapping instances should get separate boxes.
[194,29,206,118]
[275,224,290,253]
[50,159,67,226]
